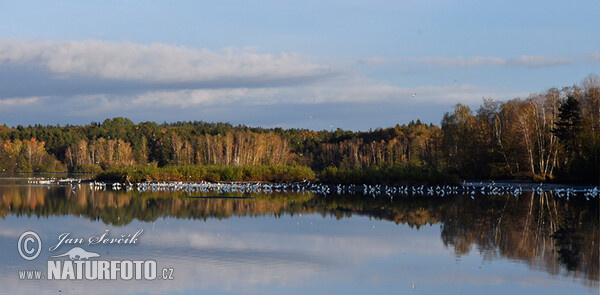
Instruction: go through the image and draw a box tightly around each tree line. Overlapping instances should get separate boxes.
[0,75,598,184]
[441,75,598,183]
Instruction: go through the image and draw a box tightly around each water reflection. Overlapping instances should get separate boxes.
[0,178,598,293]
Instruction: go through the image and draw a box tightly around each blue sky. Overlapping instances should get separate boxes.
[0,0,598,130]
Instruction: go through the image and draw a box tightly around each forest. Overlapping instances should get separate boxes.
[0,75,598,184]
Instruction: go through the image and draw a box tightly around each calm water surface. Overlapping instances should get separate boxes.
[0,176,597,294]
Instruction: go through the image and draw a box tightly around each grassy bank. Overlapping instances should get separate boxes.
[318,166,460,185]
[96,164,459,185]
[96,164,316,183]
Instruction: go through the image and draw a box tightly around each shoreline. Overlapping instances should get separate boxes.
[2,171,598,189]
[20,176,599,197]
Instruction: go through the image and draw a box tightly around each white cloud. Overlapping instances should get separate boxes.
[131,88,278,107]
[287,78,525,105]
[0,39,546,107]
[406,56,506,67]
[0,39,331,83]
[357,56,394,66]
[360,54,576,68]
[0,39,538,128]
[67,80,521,117]
[506,55,571,68]
[0,96,43,106]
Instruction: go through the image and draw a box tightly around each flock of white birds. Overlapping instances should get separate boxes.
[26,178,599,199]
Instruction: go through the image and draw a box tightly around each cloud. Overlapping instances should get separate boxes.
[406,56,506,67]
[356,57,394,67]
[64,80,521,117]
[584,51,600,63]
[0,39,532,129]
[0,39,331,83]
[506,55,571,68]
[0,75,525,130]
[0,39,540,105]
[0,39,335,99]
[0,96,44,106]
[131,88,279,108]
[360,54,575,68]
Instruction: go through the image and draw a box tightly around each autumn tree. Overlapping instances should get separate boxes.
[441,104,478,176]
[0,138,65,172]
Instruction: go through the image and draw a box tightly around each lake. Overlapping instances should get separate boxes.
[0,175,597,294]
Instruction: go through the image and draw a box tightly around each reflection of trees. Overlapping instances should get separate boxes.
[0,184,597,287]
[439,192,598,289]
[0,184,313,226]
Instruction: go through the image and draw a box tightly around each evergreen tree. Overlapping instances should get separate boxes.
[552,96,582,164]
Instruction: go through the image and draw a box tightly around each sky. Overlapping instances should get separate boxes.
[0,0,598,130]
